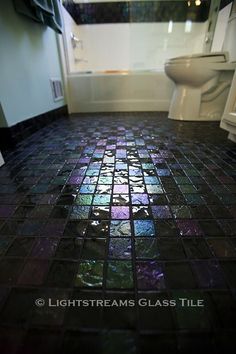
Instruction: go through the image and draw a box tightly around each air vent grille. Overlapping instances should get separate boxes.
[50,79,64,101]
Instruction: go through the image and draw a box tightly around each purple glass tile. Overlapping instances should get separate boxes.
[113,185,129,194]
[151,206,172,219]
[176,220,204,236]
[68,177,83,185]
[136,261,165,289]
[111,206,130,219]
[131,194,149,205]
[79,157,91,164]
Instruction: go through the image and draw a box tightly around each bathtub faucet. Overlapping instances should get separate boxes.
[71,33,83,49]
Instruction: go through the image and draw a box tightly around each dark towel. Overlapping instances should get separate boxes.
[13,0,63,34]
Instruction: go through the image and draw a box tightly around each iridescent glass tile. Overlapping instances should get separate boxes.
[75,261,104,288]
[134,220,155,237]
[108,238,131,259]
[110,220,131,237]
[136,261,165,289]
[106,261,133,289]
[135,239,159,259]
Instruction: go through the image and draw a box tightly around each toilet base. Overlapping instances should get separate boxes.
[228,132,236,142]
[168,86,201,121]
[168,82,230,121]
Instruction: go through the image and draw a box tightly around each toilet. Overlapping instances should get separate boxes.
[165,11,236,121]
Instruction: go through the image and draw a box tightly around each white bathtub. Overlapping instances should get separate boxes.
[67,70,174,113]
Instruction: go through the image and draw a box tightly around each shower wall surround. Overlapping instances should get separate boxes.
[62,5,208,72]
[63,0,210,25]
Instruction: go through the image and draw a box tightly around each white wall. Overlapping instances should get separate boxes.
[62,14,208,72]
[211,2,232,52]
[0,1,65,127]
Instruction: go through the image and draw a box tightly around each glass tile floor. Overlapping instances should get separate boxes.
[0,112,236,353]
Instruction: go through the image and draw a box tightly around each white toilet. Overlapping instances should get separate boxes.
[165,12,236,121]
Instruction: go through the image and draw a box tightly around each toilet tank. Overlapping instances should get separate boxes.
[222,3,236,62]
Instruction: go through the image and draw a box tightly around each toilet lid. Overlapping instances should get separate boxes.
[168,52,229,63]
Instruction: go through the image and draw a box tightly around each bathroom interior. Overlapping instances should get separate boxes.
[0,0,236,353]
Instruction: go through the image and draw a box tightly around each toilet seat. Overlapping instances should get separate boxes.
[166,52,229,65]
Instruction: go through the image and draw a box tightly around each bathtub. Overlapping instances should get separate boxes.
[67,70,174,113]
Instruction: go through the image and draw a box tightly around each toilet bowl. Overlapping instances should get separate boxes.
[165,52,236,121]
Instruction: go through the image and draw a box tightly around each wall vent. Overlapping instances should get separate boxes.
[50,78,64,101]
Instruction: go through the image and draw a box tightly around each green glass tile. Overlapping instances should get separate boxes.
[135,239,159,259]
[75,195,93,205]
[75,260,104,287]
[106,261,133,289]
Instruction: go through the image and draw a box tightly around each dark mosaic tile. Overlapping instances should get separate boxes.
[63,221,88,237]
[17,260,49,285]
[176,333,217,353]
[207,238,236,258]
[183,238,212,259]
[158,238,186,260]
[0,288,37,325]
[156,220,179,237]
[30,237,59,258]
[1,113,236,351]
[0,328,25,354]
[55,238,83,259]
[165,262,197,289]
[60,330,102,352]
[0,259,24,285]
[191,260,226,289]
[81,238,106,259]
[172,290,213,329]
[149,194,168,205]
[189,205,212,219]
[87,220,109,237]
[0,236,13,256]
[6,237,34,257]
[220,261,236,289]
[198,220,224,237]
[209,291,236,329]
[17,329,60,354]
[140,333,176,353]
[176,219,203,236]
[46,260,78,287]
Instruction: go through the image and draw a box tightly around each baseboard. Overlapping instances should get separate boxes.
[0,106,68,150]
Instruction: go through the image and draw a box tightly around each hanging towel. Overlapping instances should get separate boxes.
[13,0,63,34]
